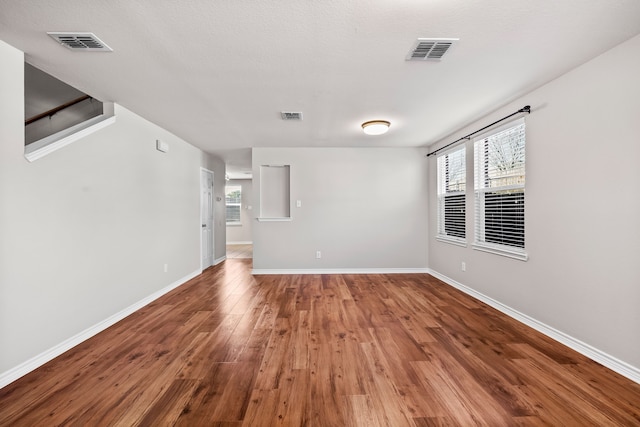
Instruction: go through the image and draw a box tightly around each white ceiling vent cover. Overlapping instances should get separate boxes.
[47,32,113,51]
[406,38,458,61]
[281,111,303,120]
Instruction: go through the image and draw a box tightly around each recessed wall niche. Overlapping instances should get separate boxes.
[259,165,290,219]
[23,63,115,162]
[24,63,104,145]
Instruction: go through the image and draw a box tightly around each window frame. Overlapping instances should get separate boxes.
[436,145,467,247]
[473,118,528,261]
[225,185,242,226]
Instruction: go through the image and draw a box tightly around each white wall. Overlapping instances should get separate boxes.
[428,35,640,372]
[0,40,226,379]
[226,179,253,244]
[252,147,428,271]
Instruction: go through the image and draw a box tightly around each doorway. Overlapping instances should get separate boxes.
[226,243,253,259]
[225,178,253,259]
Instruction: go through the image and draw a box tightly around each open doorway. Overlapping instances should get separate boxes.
[225,177,253,259]
[226,243,253,259]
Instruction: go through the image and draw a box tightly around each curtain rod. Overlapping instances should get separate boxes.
[426,105,531,157]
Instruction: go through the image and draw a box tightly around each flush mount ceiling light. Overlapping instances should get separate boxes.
[361,120,390,135]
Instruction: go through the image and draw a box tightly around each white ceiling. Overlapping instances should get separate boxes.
[2,1,639,177]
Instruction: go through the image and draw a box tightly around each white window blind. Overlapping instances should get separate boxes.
[437,146,466,244]
[225,185,242,225]
[473,118,527,260]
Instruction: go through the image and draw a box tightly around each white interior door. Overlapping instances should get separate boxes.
[201,169,214,269]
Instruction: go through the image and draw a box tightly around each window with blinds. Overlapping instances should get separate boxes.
[437,146,466,245]
[473,118,527,260]
[225,185,242,225]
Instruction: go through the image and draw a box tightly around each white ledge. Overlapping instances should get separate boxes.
[256,217,292,222]
[472,243,528,261]
[436,235,467,247]
[25,106,116,162]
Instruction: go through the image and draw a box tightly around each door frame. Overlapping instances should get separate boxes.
[200,167,215,271]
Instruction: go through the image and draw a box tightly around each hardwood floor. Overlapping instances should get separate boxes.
[226,244,253,259]
[1,259,639,426]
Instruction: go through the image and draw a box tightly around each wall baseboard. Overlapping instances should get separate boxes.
[214,256,226,266]
[252,267,430,275]
[428,269,640,385]
[0,269,201,389]
[227,241,252,245]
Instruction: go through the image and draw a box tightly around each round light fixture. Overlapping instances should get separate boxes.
[361,120,390,136]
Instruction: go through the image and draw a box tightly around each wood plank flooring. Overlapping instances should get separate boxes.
[1,259,640,426]
[226,244,253,259]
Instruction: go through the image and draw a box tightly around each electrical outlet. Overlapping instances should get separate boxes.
[316,251,321,259]
[461,262,466,272]
[164,263,168,273]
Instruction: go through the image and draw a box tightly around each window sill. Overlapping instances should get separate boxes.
[25,106,115,162]
[226,223,242,227]
[472,243,528,261]
[436,235,467,247]
[256,217,292,222]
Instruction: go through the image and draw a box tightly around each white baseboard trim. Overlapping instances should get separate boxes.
[227,241,252,245]
[0,269,201,390]
[428,269,640,385]
[214,256,226,265]
[252,268,430,275]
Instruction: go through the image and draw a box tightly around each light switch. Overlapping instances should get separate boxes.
[296,200,302,208]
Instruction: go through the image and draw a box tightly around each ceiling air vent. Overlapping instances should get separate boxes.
[47,32,113,52]
[406,38,458,61]
[281,111,303,120]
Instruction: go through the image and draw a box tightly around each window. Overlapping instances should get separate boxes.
[473,118,527,260]
[437,146,466,245]
[225,185,242,225]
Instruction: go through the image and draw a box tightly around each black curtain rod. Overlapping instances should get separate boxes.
[426,105,531,157]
